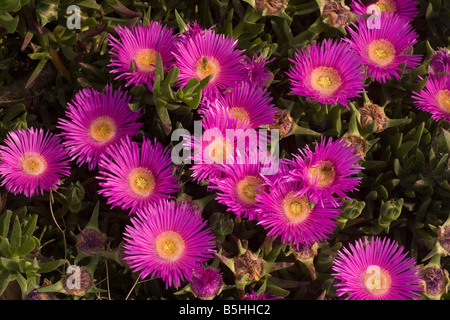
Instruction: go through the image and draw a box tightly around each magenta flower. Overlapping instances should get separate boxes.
[0,128,70,197]
[174,28,246,101]
[286,137,363,207]
[123,199,217,288]
[57,85,143,171]
[242,289,282,300]
[412,74,450,122]
[286,39,366,106]
[184,108,249,183]
[350,0,419,21]
[256,166,341,247]
[97,136,179,214]
[200,83,277,129]
[332,237,422,300]
[345,12,422,83]
[208,153,278,220]
[190,266,223,299]
[108,22,177,91]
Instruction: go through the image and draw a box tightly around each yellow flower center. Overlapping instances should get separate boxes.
[229,107,250,125]
[236,176,265,205]
[196,56,221,80]
[368,39,396,67]
[310,66,342,97]
[205,138,233,164]
[135,49,158,73]
[282,191,312,223]
[362,265,392,296]
[128,167,155,197]
[366,0,397,13]
[155,231,185,261]
[89,116,117,143]
[20,153,47,176]
[437,89,450,114]
[307,160,336,188]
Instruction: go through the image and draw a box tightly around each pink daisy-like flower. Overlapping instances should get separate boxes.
[174,28,247,101]
[200,83,277,129]
[123,199,216,288]
[332,237,422,300]
[108,22,177,91]
[190,266,223,299]
[286,137,363,207]
[242,289,282,300]
[412,74,450,122]
[208,153,279,220]
[0,128,70,197]
[242,54,275,88]
[286,39,366,106]
[256,165,341,247]
[185,108,250,183]
[57,85,143,171]
[97,136,179,214]
[345,12,422,83]
[350,0,419,21]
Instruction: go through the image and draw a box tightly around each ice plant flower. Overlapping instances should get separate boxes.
[412,74,450,122]
[174,28,246,101]
[0,128,70,198]
[345,12,422,83]
[208,154,278,220]
[97,136,179,214]
[242,54,274,88]
[200,83,277,128]
[184,107,250,183]
[190,266,224,299]
[350,0,419,21]
[242,289,282,300]
[256,171,342,247]
[286,39,366,106]
[108,22,177,91]
[332,237,423,300]
[286,137,363,206]
[57,85,143,171]
[123,200,216,288]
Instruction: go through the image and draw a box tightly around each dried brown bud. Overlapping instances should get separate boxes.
[343,135,367,158]
[322,0,351,27]
[294,243,318,261]
[269,109,294,137]
[63,267,93,296]
[359,102,387,133]
[233,250,263,282]
[255,0,288,15]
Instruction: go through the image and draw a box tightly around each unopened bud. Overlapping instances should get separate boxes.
[190,266,224,300]
[254,0,288,15]
[269,109,294,137]
[76,228,106,255]
[360,102,387,133]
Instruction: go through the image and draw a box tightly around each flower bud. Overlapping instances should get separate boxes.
[268,109,294,137]
[359,102,387,133]
[190,266,224,300]
[62,266,93,296]
[254,0,288,15]
[343,135,368,158]
[242,289,282,300]
[321,0,351,28]
[293,243,318,280]
[76,227,106,255]
[208,212,234,239]
[378,198,403,231]
[26,289,53,300]
[419,256,449,300]
[429,47,450,74]
[437,225,450,255]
